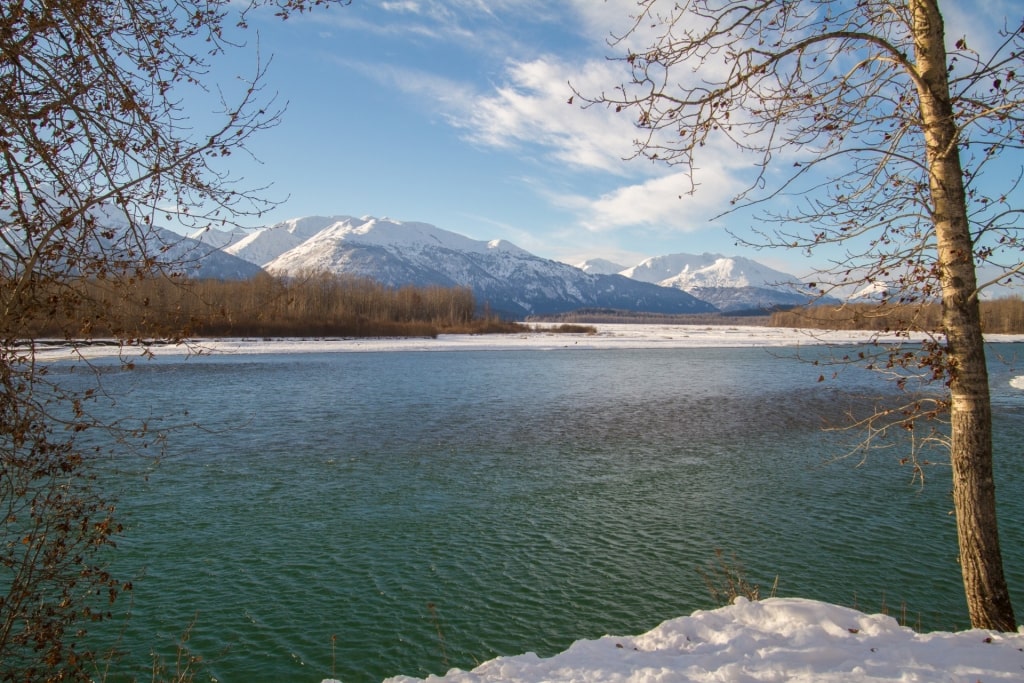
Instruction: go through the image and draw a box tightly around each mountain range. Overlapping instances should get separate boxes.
[183,214,822,317]
[577,253,819,313]
[0,201,263,281]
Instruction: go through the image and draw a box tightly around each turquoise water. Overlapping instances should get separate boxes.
[49,345,1024,682]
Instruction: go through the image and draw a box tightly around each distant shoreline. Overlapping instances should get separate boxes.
[28,323,1024,362]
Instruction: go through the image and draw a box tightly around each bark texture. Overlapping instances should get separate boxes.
[911,0,1016,631]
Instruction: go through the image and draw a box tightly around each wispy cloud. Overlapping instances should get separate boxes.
[316,0,559,53]
[550,165,746,233]
[459,57,643,174]
[380,1,421,13]
[328,57,479,114]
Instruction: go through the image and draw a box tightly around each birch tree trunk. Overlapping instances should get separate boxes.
[911,0,1016,631]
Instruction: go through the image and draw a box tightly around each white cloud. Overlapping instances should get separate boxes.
[566,0,668,49]
[380,1,421,13]
[459,57,653,174]
[552,165,746,233]
[312,2,650,175]
[305,11,446,40]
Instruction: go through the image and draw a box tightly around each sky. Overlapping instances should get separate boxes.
[185,0,1019,279]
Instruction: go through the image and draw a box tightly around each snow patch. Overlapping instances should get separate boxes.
[370,597,1024,683]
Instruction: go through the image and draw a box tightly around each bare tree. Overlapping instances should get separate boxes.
[0,0,344,679]
[580,0,1021,630]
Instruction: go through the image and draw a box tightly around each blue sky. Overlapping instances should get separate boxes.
[193,0,1014,279]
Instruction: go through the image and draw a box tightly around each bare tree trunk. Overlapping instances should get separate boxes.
[912,0,1016,631]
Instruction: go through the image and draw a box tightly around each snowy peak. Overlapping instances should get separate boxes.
[151,226,264,280]
[318,216,469,250]
[280,215,360,236]
[260,216,538,275]
[222,215,353,265]
[486,239,531,257]
[188,225,251,250]
[576,258,628,275]
[324,217,529,256]
[622,253,796,290]
[849,280,889,302]
[209,215,534,269]
[607,252,828,313]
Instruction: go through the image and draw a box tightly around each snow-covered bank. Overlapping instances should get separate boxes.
[30,323,1024,361]
[361,598,1024,683]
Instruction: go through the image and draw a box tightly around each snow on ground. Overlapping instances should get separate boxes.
[30,323,1024,362]
[359,597,1024,683]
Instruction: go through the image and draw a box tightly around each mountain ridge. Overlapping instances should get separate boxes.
[193,215,826,316]
[196,215,716,318]
[580,252,820,313]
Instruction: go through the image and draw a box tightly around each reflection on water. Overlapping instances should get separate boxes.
[43,345,1024,683]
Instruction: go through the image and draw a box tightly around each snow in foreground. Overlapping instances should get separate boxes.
[346,598,1023,683]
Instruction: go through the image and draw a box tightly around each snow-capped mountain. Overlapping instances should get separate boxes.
[210,215,716,317]
[0,201,263,281]
[221,216,344,265]
[575,258,627,276]
[187,225,251,250]
[148,226,264,280]
[93,207,262,279]
[617,253,819,313]
[848,280,890,302]
[622,253,793,289]
[190,214,836,316]
[260,216,534,273]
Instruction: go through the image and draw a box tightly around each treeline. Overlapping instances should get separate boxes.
[769,297,1024,334]
[19,272,527,339]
